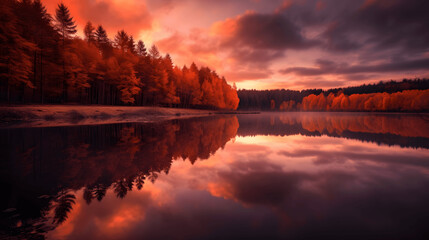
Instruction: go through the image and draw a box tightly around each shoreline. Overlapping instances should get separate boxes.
[0,105,222,128]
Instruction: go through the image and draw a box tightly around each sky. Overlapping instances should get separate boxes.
[41,0,429,90]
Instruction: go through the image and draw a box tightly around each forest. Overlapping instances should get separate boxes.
[0,0,240,110]
[238,79,429,112]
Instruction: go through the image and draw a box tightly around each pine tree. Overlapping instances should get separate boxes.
[30,0,58,103]
[84,21,95,43]
[127,36,136,54]
[95,25,112,58]
[55,3,76,41]
[137,40,147,56]
[114,30,129,53]
[95,25,108,44]
[149,45,160,59]
[55,3,77,102]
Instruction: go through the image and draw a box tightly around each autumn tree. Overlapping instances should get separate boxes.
[0,0,36,101]
[0,0,239,109]
[105,49,141,103]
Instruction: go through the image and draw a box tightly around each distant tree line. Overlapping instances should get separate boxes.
[238,78,429,112]
[0,0,239,109]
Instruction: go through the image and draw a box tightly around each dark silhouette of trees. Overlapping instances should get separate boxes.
[93,184,107,202]
[52,191,76,225]
[83,186,95,204]
[113,178,130,198]
[0,0,239,110]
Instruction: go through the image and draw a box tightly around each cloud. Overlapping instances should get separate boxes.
[212,11,317,51]
[290,78,348,88]
[279,149,429,167]
[320,0,429,53]
[222,70,272,82]
[280,58,429,76]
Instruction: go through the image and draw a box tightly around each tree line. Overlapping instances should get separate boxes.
[238,78,429,112]
[0,0,239,110]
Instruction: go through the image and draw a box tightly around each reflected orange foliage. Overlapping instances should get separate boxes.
[279,100,296,111]
[278,114,429,138]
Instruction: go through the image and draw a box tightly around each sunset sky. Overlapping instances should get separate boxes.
[41,0,429,90]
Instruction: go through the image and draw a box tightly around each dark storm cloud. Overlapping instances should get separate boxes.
[218,171,313,205]
[216,11,318,51]
[280,0,429,53]
[338,0,429,53]
[210,154,429,238]
[273,0,429,80]
[280,58,429,76]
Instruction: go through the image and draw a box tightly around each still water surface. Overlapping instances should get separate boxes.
[1,112,429,239]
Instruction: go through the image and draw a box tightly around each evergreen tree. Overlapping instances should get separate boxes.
[114,30,129,53]
[55,3,76,41]
[149,45,160,59]
[84,21,95,43]
[127,36,136,54]
[94,25,111,57]
[55,3,77,102]
[137,40,147,56]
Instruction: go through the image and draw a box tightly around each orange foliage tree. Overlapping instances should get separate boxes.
[299,90,429,112]
[0,0,239,110]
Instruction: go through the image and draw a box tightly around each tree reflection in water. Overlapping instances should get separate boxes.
[0,116,239,239]
[1,113,428,239]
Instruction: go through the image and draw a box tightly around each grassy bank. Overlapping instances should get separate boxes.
[0,105,218,128]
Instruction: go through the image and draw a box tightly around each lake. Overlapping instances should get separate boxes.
[1,112,429,239]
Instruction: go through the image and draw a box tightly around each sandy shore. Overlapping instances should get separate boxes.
[0,105,218,128]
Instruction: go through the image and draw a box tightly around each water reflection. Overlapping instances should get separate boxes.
[1,113,429,239]
[0,116,238,239]
[238,112,429,149]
